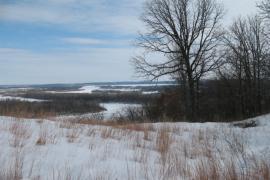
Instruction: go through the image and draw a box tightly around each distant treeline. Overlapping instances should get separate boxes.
[0,99,104,118]
[141,80,270,122]
[20,91,158,104]
[0,91,160,119]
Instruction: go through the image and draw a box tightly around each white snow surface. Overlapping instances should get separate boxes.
[100,103,141,119]
[57,103,142,120]
[109,83,175,87]
[47,83,174,94]
[0,114,269,179]
[0,95,45,102]
[142,91,159,94]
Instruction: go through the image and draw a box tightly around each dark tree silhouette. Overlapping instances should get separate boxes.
[133,0,224,120]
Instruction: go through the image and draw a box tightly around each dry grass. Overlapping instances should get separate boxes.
[0,116,269,180]
[100,127,115,139]
[36,125,48,145]
[156,126,172,166]
[0,149,25,180]
[36,124,58,145]
[66,126,80,143]
[9,120,32,148]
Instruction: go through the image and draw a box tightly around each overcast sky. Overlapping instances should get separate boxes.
[0,0,259,85]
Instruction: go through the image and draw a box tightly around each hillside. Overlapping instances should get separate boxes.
[0,115,269,179]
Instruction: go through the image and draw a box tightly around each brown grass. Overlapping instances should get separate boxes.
[9,120,32,148]
[66,127,80,143]
[36,125,48,145]
[0,149,25,180]
[1,116,270,180]
[35,124,58,145]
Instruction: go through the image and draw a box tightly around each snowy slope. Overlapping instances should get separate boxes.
[0,114,269,179]
[0,95,45,102]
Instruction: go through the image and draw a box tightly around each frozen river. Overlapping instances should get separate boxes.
[101,103,141,119]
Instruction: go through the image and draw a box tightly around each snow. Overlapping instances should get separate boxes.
[75,85,101,93]
[0,114,269,179]
[46,83,174,94]
[57,103,142,120]
[67,85,141,94]
[101,103,141,119]
[142,91,159,94]
[0,95,45,102]
[109,83,175,87]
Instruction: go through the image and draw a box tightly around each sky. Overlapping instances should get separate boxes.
[0,0,259,85]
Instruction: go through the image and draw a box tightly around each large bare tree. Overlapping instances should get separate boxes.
[133,0,224,119]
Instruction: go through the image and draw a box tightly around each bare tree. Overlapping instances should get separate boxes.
[258,0,270,18]
[133,0,224,120]
[221,15,269,117]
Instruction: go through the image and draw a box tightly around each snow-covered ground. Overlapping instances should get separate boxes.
[99,103,140,119]
[46,83,174,94]
[0,95,45,102]
[0,114,269,179]
[79,85,140,93]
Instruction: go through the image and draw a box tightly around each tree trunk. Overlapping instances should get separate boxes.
[187,75,196,121]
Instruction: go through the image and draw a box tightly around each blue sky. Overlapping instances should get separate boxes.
[0,0,258,85]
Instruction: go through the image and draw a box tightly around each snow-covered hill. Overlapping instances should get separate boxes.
[0,114,269,179]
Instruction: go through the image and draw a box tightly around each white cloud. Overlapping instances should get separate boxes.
[0,0,145,35]
[0,0,259,84]
[0,4,73,24]
[220,0,258,25]
[0,0,258,35]
[63,38,109,45]
[0,47,144,84]
[0,48,28,54]
[62,37,132,47]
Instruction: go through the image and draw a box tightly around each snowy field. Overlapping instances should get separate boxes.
[0,114,269,179]
[100,103,141,119]
[0,95,45,102]
[46,83,174,94]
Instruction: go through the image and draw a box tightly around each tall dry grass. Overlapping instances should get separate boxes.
[0,116,269,180]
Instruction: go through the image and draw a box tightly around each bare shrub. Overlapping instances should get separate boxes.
[59,120,77,129]
[36,125,49,145]
[100,127,114,139]
[87,113,104,121]
[66,127,80,143]
[9,120,32,148]
[110,106,146,122]
[35,123,58,145]
[86,127,96,137]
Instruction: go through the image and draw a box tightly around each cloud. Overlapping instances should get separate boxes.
[0,4,73,24]
[0,1,147,84]
[63,38,109,45]
[62,37,132,47]
[0,47,142,84]
[0,0,258,84]
[0,0,145,35]
[0,48,27,54]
